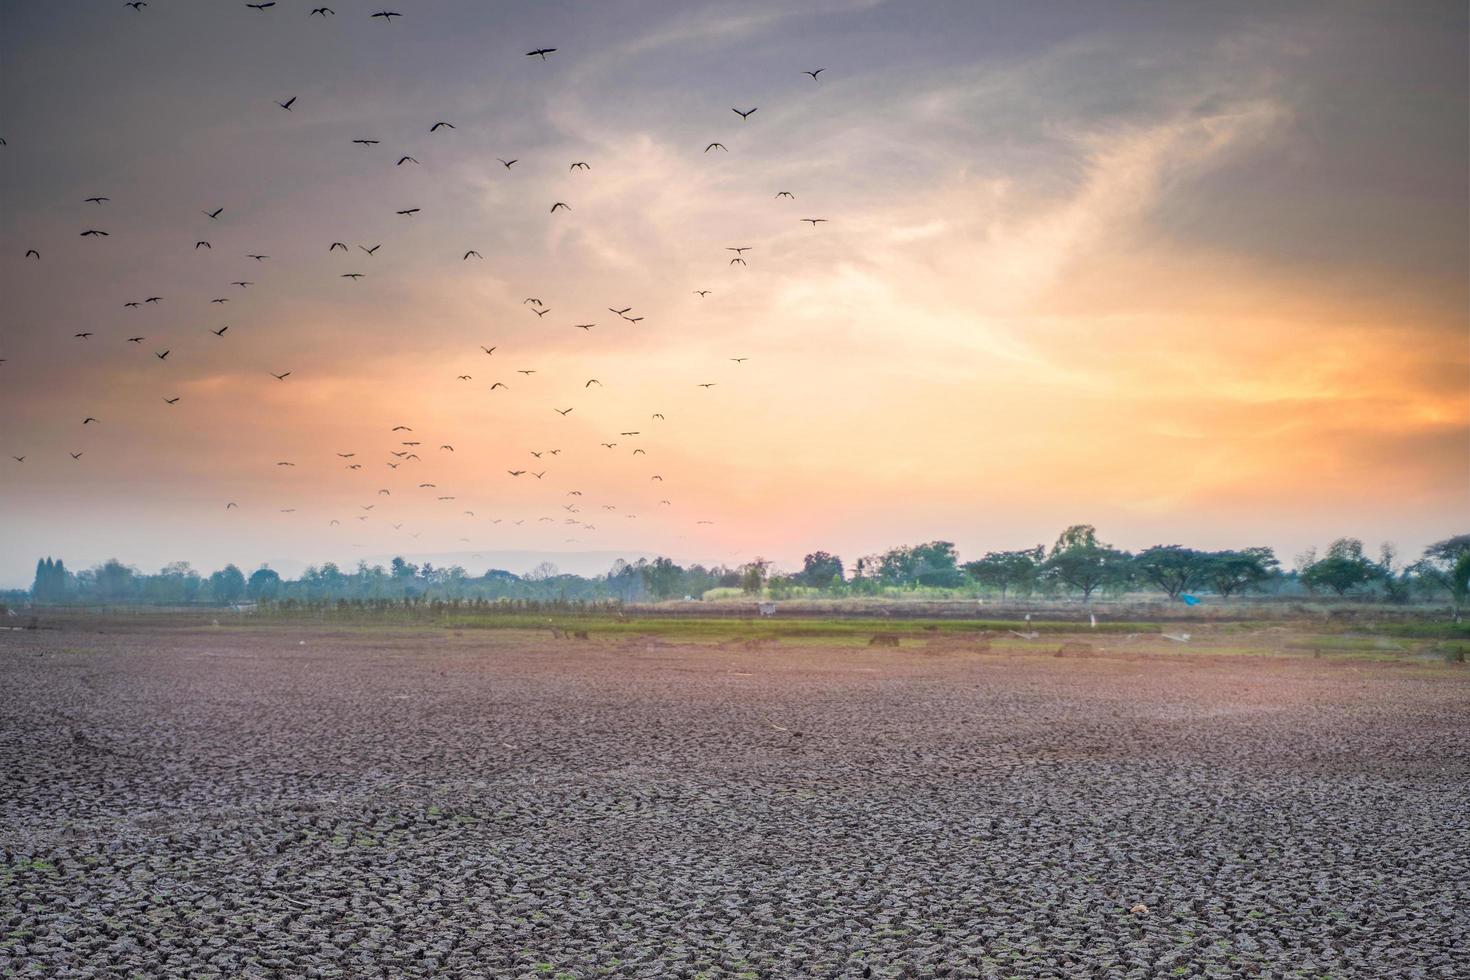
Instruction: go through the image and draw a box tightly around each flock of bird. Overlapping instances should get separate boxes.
[5,3,835,552]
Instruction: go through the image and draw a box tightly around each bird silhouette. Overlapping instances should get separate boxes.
[497,158,518,168]
[397,156,418,166]
[507,470,525,477]
[570,162,590,170]
[271,371,291,381]
[609,307,631,315]
[195,241,211,249]
[430,121,455,132]
[585,379,602,387]
[351,139,379,146]
[804,68,825,79]
[164,396,181,405]
[573,323,594,331]
[70,452,84,460]
[731,357,748,363]
[775,191,794,199]
[246,2,276,9]
[83,417,98,424]
[203,208,223,219]
[732,107,757,120]
[155,350,169,360]
[277,96,296,111]
[489,382,508,389]
[329,242,348,251]
[85,196,109,204]
[550,202,570,212]
[705,143,727,152]
[694,290,711,296]
[463,250,481,260]
[802,217,828,225]
[311,7,334,15]
[698,383,717,388]
[247,254,268,261]
[395,208,420,216]
[74,333,93,339]
[526,47,557,60]
[125,1,147,9]
[80,229,109,237]
[360,244,381,255]
[341,273,365,280]
[25,250,39,259]
[480,345,497,354]
[554,407,573,416]
[371,10,402,20]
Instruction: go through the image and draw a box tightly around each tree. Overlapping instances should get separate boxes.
[799,552,845,588]
[390,556,419,580]
[1298,539,1379,597]
[640,557,684,600]
[1044,528,1131,601]
[209,564,246,603]
[1410,534,1470,620]
[95,559,138,601]
[1132,545,1210,600]
[963,547,1044,599]
[740,558,770,595]
[31,557,69,602]
[1204,547,1278,597]
[247,565,282,600]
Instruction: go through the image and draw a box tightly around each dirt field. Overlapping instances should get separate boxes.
[2,620,1467,978]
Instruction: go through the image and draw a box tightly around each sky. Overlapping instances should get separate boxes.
[0,0,1466,587]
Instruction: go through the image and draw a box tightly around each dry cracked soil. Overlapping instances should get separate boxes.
[1,620,1467,978]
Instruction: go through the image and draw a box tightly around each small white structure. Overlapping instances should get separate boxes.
[757,602,777,617]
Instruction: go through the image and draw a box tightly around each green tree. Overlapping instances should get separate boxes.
[94,559,138,601]
[1298,539,1379,596]
[740,558,770,595]
[247,565,282,600]
[1043,528,1131,601]
[390,556,419,580]
[1410,534,1470,620]
[1133,545,1210,600]
[963,547,1044,599]
[1204,547,1278,597]
[209,564,247,603]
[799,551,845,588]
[640,557,685,600]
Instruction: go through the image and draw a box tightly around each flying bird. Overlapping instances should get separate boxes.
[704,143,727,152]
[392,426,412,431]
[526,47,557,60]
[507,470,525,477]
[727,246,751,255]
[463,250,481,260]
[550,202,570,212]
[531,308,550,318]
[430,121,455,132]
[127,337,144,343]
[125,1,147,9]
[246,2,277,9]
[652,413,664,419]
[24,250,38,259]
[80,229,109,237]
[573,323,594,331]
[195,241,211,249]
[70,452,84,460]
[277,96,296,111]
[731,357,748,363]
[74,333,93,339]
[395,208,420,216]
[585,379,601,387]
[371,10,401,20]
[231,281,253,288]
[360,244,381,255]
[203,208,223,219]
[569,162,590,170]
[694,290,711,296]
[329,242,348,251]
[164,397,181,405]
[804,69,825,79]
[397,156,418,166]
[497,159,518,168]
[311,7,334,15]
[155,350,169,360]
[523,298,543,305]
[341,273,364,280]
[480,346,497,355]
[609,307,631,315]
[554,407,573,416]
[802,217,828,225]
[351,139,379,146]
[145,296,162,303]
[490,382,507,389]
[732,107,757,120]
[271,371,291,381]
[210,298,229,303]
[247,254,269,261]
[775,192,794,199]
[82,417,98,424]
[210,326,230,337]
[85,196,110,204]
[698,383,717,388]
[516,369,536,375]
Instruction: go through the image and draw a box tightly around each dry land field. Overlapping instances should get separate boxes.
[1,615,1467,978]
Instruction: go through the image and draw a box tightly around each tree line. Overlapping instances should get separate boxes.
[16,526,1470,615]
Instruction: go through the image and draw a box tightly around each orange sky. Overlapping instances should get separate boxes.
[1,1,1465,584]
